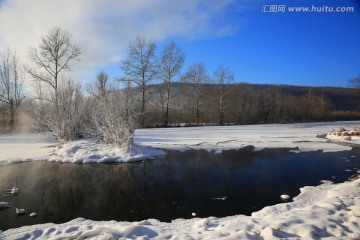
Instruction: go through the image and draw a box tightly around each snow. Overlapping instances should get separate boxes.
[1,121,359,165]
[2,179,360,239]
[135,121,359,152]
[48,139,166,164]
[1,121,360,239]
[326,127,360,144]
[0,133,56,165]
[280,194,290,201]
[0,134,165,164]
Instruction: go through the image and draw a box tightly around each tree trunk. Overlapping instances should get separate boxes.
[165,101,169,126]
[219,110,223,126]
[141,87,146,126]
[219,95,224,126]
[165,86,170,126]
[9,100,15,130]
[196,98,199,124]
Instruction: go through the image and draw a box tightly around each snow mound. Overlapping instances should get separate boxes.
[326,127,360,144]
[280,194,290,200]
[3,179,360,239]
[48,139,166,163]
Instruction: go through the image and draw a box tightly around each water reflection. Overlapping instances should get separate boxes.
[0,148,359,230]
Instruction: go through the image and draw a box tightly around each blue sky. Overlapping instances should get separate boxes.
[0,0,359,88]
[173,0,360,87]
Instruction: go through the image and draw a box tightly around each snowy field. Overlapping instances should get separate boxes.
[2,121,359,165]
[1,121,360,239]
[134,121,360,153]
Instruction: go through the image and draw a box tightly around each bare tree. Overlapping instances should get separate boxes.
[0,48,26,129]
[122,36,157,126]
[26,27,83,140]
[229,83,253,124]
[159,41,185,126]
[122,80,135,120]
[349,74,360,97]
[87,71,108,100]
[272,86,284,122]
[303,88,316,120]
[255,89,274,123]
[181,62,209,124]
[213,65,234,125]
[317,93,331,119]
[26,27,81,107]
[349,74,360,88]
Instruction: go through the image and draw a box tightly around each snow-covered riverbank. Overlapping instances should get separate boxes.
[135,121,360,153]
[2,178,360,239]
[2,121,360,165]
[1,121,360,239]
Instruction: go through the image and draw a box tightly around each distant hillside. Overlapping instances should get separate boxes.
[166,82,360,111]
[127,81,360,126]
[248,84,360,111]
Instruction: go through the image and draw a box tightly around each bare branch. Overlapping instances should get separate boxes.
[27,27,82,96]
[121,35,157,126]
[0,48,26,128]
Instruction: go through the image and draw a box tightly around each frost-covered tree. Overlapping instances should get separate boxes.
[159,41,185,126]
[122,36,157,126]
[38,79,86,141]
[27,27,84,140]
[88,72,135,149]
[213,65,234,125]
[0,48,26,129]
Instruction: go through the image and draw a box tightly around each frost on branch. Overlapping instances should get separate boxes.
[88,72,135,150]
[35,79,86,141]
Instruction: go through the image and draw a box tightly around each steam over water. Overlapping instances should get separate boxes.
[0,148,359,230]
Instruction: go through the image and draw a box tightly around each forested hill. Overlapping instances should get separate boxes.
[166,82,360,111]
[143,82,360,126]
[247,84,360,111]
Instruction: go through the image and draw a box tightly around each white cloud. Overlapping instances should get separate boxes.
[0,0,246,83]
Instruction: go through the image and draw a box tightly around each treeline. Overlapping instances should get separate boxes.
[2,80,359,131]
[126,82,360,127]
[1,27,360,141]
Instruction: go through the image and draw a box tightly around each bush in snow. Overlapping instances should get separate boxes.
[88,72,135,150]
[35,79,86,141]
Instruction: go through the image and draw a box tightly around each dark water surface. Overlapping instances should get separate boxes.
[0,148,359,231]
